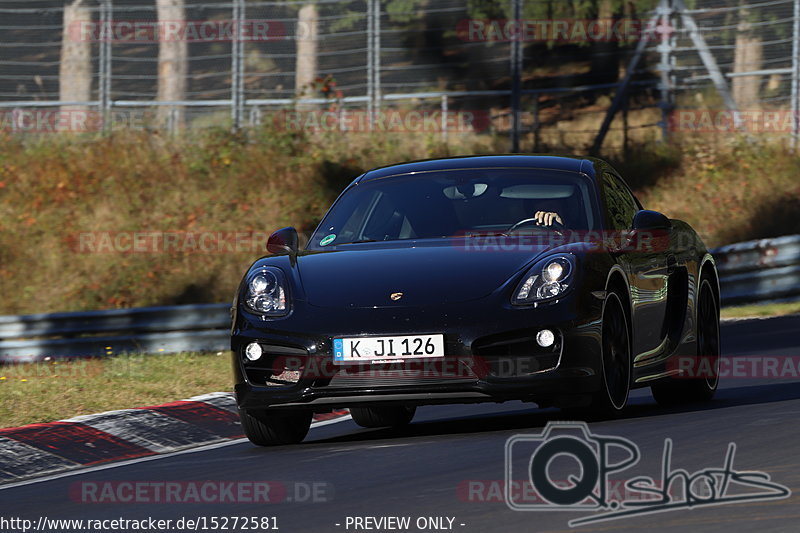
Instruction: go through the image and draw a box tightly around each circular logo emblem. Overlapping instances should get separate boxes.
[390,292,403,301]
[320,234,336,246]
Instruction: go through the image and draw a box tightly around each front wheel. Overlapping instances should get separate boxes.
[350,406,416,428]
[596,291,632,412]
[239,409,312,446]
[651,277,720,406]
[562,290,631,415]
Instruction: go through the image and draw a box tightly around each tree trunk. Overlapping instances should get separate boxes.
[589,0,618,83]
[732,6,763,108]
[156,0,187,127]
[60,0,92,117]
[295,3,319,108]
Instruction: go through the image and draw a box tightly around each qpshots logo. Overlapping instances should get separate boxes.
[505,422,790,527]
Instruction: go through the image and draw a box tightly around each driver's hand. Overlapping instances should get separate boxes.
[534,211,563,227]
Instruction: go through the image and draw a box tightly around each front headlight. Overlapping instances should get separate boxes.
[243,267,289,316]
[512,254,575,305]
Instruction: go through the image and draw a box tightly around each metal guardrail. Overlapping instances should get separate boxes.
[1,235,798,363]
[711,234,800,306]
[0,304,231,363]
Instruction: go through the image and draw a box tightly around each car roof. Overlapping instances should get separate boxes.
[358,154,603,183]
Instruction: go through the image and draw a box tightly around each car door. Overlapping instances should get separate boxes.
[600,169,670,361]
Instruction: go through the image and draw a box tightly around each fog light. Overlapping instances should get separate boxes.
[245,342,263,361]
[536,329,555,348]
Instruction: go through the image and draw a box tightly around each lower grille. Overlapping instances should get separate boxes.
[325,361,478,389]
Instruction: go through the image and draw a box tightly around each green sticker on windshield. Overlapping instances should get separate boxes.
[320,234,336,246]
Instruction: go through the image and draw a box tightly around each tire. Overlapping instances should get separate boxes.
[239,409,312,446]
[591,290,632,413]
[652,277,720,406]
[350,406,416,428]
[562,290,631,416]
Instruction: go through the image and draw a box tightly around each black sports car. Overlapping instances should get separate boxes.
[231,155,720,445]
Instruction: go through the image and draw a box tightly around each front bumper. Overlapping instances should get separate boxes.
[232,294,604,412]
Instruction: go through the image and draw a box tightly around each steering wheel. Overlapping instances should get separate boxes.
[507,217,565,235]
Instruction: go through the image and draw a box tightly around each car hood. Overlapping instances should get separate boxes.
[296,240,551,308]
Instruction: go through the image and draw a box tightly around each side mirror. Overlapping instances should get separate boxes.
[624,210,671,254]
[266,227,299,255]
[632,210,672,231]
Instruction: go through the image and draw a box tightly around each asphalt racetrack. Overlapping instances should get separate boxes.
[3,315,799,533]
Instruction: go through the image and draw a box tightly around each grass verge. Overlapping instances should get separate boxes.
[0,351,233,429]
[721,301,800,319]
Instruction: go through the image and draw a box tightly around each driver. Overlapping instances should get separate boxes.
[533,210,563,227]
[532,199,564,227]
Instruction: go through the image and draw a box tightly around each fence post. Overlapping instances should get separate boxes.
[367,0,374,130]
[510,0,523,153]
[441,94,448,143]
[169,106,179,135]
[792,0,799,151]
[249,106,262,127]
[231,0,244,130]
[99,0,112,133]
[373,0,381,110]
[531,93,539,151]
[622,96,629,155]
[657,0,673,142]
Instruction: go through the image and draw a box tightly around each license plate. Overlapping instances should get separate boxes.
[333,334,444,364]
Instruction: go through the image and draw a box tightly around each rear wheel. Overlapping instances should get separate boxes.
[350,406,416,428]
[652,277,720,406]
[239,409,312,446]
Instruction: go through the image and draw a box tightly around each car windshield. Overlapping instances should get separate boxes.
[308,167,599,248]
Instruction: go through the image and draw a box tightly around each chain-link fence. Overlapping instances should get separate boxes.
[593,0,800,149]
[0,0,798,151]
